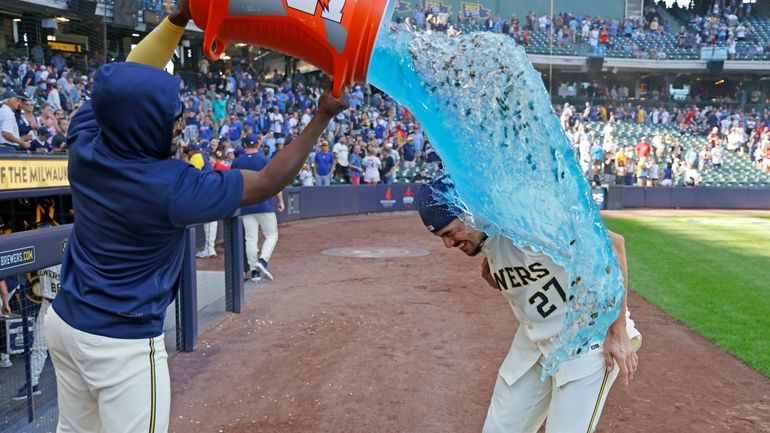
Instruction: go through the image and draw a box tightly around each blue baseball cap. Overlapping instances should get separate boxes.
[200,141,211,151]
[244,134,259,147]
[417,174,463,233]
[188,144,201,152]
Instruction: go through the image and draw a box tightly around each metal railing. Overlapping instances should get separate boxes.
[0,215,245,432]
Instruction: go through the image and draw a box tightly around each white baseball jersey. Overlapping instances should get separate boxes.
[482,235,628,387]
[37,265,61,300]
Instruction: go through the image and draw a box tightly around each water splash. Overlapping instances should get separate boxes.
[366,24,624,378]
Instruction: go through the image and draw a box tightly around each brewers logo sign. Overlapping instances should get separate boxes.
[0,246,36,272]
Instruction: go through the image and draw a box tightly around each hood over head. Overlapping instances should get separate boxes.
[92,62,181,159]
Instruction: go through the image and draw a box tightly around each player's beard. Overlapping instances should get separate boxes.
[466,234,488,257]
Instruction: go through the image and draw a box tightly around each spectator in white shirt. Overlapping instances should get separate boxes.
[710,143,724,169]
[332,136,350,182]
[47,81,62,112]
[299,163,314,186]
[269,106,284,138]
[0,90,31,152]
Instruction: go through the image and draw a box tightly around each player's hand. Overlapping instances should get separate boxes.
[1,303,10,316]
[168,0,192,27]
[603,321,638,386]
[480,258,499,290]
[316,88,349,121]
[277,201,285,212]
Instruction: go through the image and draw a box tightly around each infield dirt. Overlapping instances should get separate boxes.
[172,212,770,433]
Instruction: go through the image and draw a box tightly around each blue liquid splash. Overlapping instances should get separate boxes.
[366,22,624,378]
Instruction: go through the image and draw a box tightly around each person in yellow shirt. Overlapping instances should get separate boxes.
[615,146,627,168]
[187,143,219,258]
[635,106,645,124]
[187,143,210,170]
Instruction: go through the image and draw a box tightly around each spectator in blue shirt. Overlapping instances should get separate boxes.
[348,143,363,185]
[228,114,243,147]
[198,116,214,141]
[374,119,386,140]
[314,141,335,186]
[591,141,604,165]
[402,137,417,169]
[380,145,397,184]
[231,134,284,282]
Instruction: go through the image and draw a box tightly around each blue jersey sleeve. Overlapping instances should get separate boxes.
[168,166,244,227]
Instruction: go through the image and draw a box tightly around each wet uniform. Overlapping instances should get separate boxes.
[481,235,640,433]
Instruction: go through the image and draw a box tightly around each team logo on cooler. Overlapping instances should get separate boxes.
[287,0,346,23]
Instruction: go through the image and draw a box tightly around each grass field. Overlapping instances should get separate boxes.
[605,217,770,377]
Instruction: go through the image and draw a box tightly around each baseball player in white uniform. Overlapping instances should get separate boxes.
[417,176,641,433]
[13,264,60,400]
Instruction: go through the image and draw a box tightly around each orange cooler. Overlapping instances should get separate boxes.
[190,0,393,97]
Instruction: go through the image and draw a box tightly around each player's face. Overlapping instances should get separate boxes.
[434,219,486,257]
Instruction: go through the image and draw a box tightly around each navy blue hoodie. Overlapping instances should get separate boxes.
[53,62,243,339]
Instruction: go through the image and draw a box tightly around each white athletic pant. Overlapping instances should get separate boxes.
[45,307,170,433]
[0,285,18,364]
[29,299,52,386]
[203,221,218,255]
[242,212,278,271]
[482,360,619,433]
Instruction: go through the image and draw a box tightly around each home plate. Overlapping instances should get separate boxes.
[321,247,430,259]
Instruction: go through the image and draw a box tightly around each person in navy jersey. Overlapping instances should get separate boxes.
[231,134,284,282]
[402,137,417,169]
[314,141,335,186]
[44,1,349,430]
[30,127,52,153]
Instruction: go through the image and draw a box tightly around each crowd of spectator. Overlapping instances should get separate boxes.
[0,55,445,186]
[174,63,446,186]
[559,100,770,188]
[410,3,671,54]
[0,58,84,153]
[4,50,769,187]
[2,0,770,187]
[410,0,764,60]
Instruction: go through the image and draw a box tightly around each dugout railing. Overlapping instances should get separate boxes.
[0,217,246,432]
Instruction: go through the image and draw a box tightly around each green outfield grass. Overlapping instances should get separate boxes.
[605,217,770,377]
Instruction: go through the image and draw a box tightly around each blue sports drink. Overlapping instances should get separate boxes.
[366,14,624,377]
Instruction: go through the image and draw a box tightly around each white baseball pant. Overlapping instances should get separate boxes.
[242,212,278,270]
[203,221,218,256]
[29,299,52,386]
[45,307,170,433]
[482,360,618,433]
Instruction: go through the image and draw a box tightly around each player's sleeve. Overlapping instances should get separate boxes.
[167,166,244,228]
[126,18,185,69]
